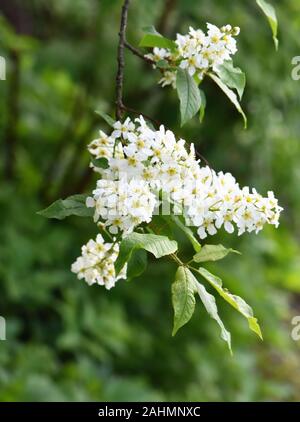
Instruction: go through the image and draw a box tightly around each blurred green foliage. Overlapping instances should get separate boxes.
[0,0,300,401]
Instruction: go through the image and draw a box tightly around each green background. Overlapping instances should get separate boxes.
[0,0,300,401]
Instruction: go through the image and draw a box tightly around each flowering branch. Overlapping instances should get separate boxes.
[38,2,282,352]
[115,0,131,121]
[115,0,160,127]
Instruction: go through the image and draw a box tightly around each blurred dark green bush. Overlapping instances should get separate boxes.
[0,0,300,401]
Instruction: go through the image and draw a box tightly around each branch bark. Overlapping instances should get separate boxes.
[115,0,162,127]
[115,0,131,120]
[124,41,155,65]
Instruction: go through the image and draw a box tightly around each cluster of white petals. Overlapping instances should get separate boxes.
[85,116,282,241]
[72,116,282,287]
[71,234,127,289]
[88,130,115,159]
[87,178,157,235]
[71,22,282,291]
[145,23,240,88]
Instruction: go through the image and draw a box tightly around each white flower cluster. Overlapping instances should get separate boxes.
[71,234,127,289]
[145,23,240,88]
[184,173,282,239]
[73,116,282,288]
[87,178,157,234]
[88,130,115,159]
[86,116,282,240]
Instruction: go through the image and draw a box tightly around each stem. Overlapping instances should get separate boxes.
[97,234,122,268]
[146,225,184,266]
[170,253,184,266]
[124,41,155,65]
[101,226,114,242]
[124,40,167,77]
[115,0,131,121]
[195,149,211,168]
[115,0,159,126]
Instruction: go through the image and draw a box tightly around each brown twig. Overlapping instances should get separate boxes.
[115,0,130,120]
[115,0,161,127]
[195,150,211,168]
[124,41,155,65]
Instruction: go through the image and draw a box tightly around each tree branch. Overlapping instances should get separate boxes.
[115,0,163,126]
[124,41,155,65]
[115,0,131,121]
[195,150,211,169]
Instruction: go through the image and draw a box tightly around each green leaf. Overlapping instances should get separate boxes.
[95,110,115,127]
[256,0,279,50]
[199,89,206,123]
[172,266,196,336]
[193,244,240,263]
[91,157,109,169]
[196,267,262,339]
[142,25,161,36]
[170,215,201,253]
[208,72,247,128]
[216,60,246,100]
[115,232,178,275]
[139,26,177,51]
[37,194,93,220]
[191,271,232,353]
[176,68,202,127]
[127,249,148,281]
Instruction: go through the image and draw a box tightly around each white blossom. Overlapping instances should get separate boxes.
[158,70,177,88]
[88,130,115,159]
[71,234,127,289]
[87,117,282,241]
[146,22,241,88]
[76,116,283,288]
[112,117,135,139]
[87,177,157,235]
